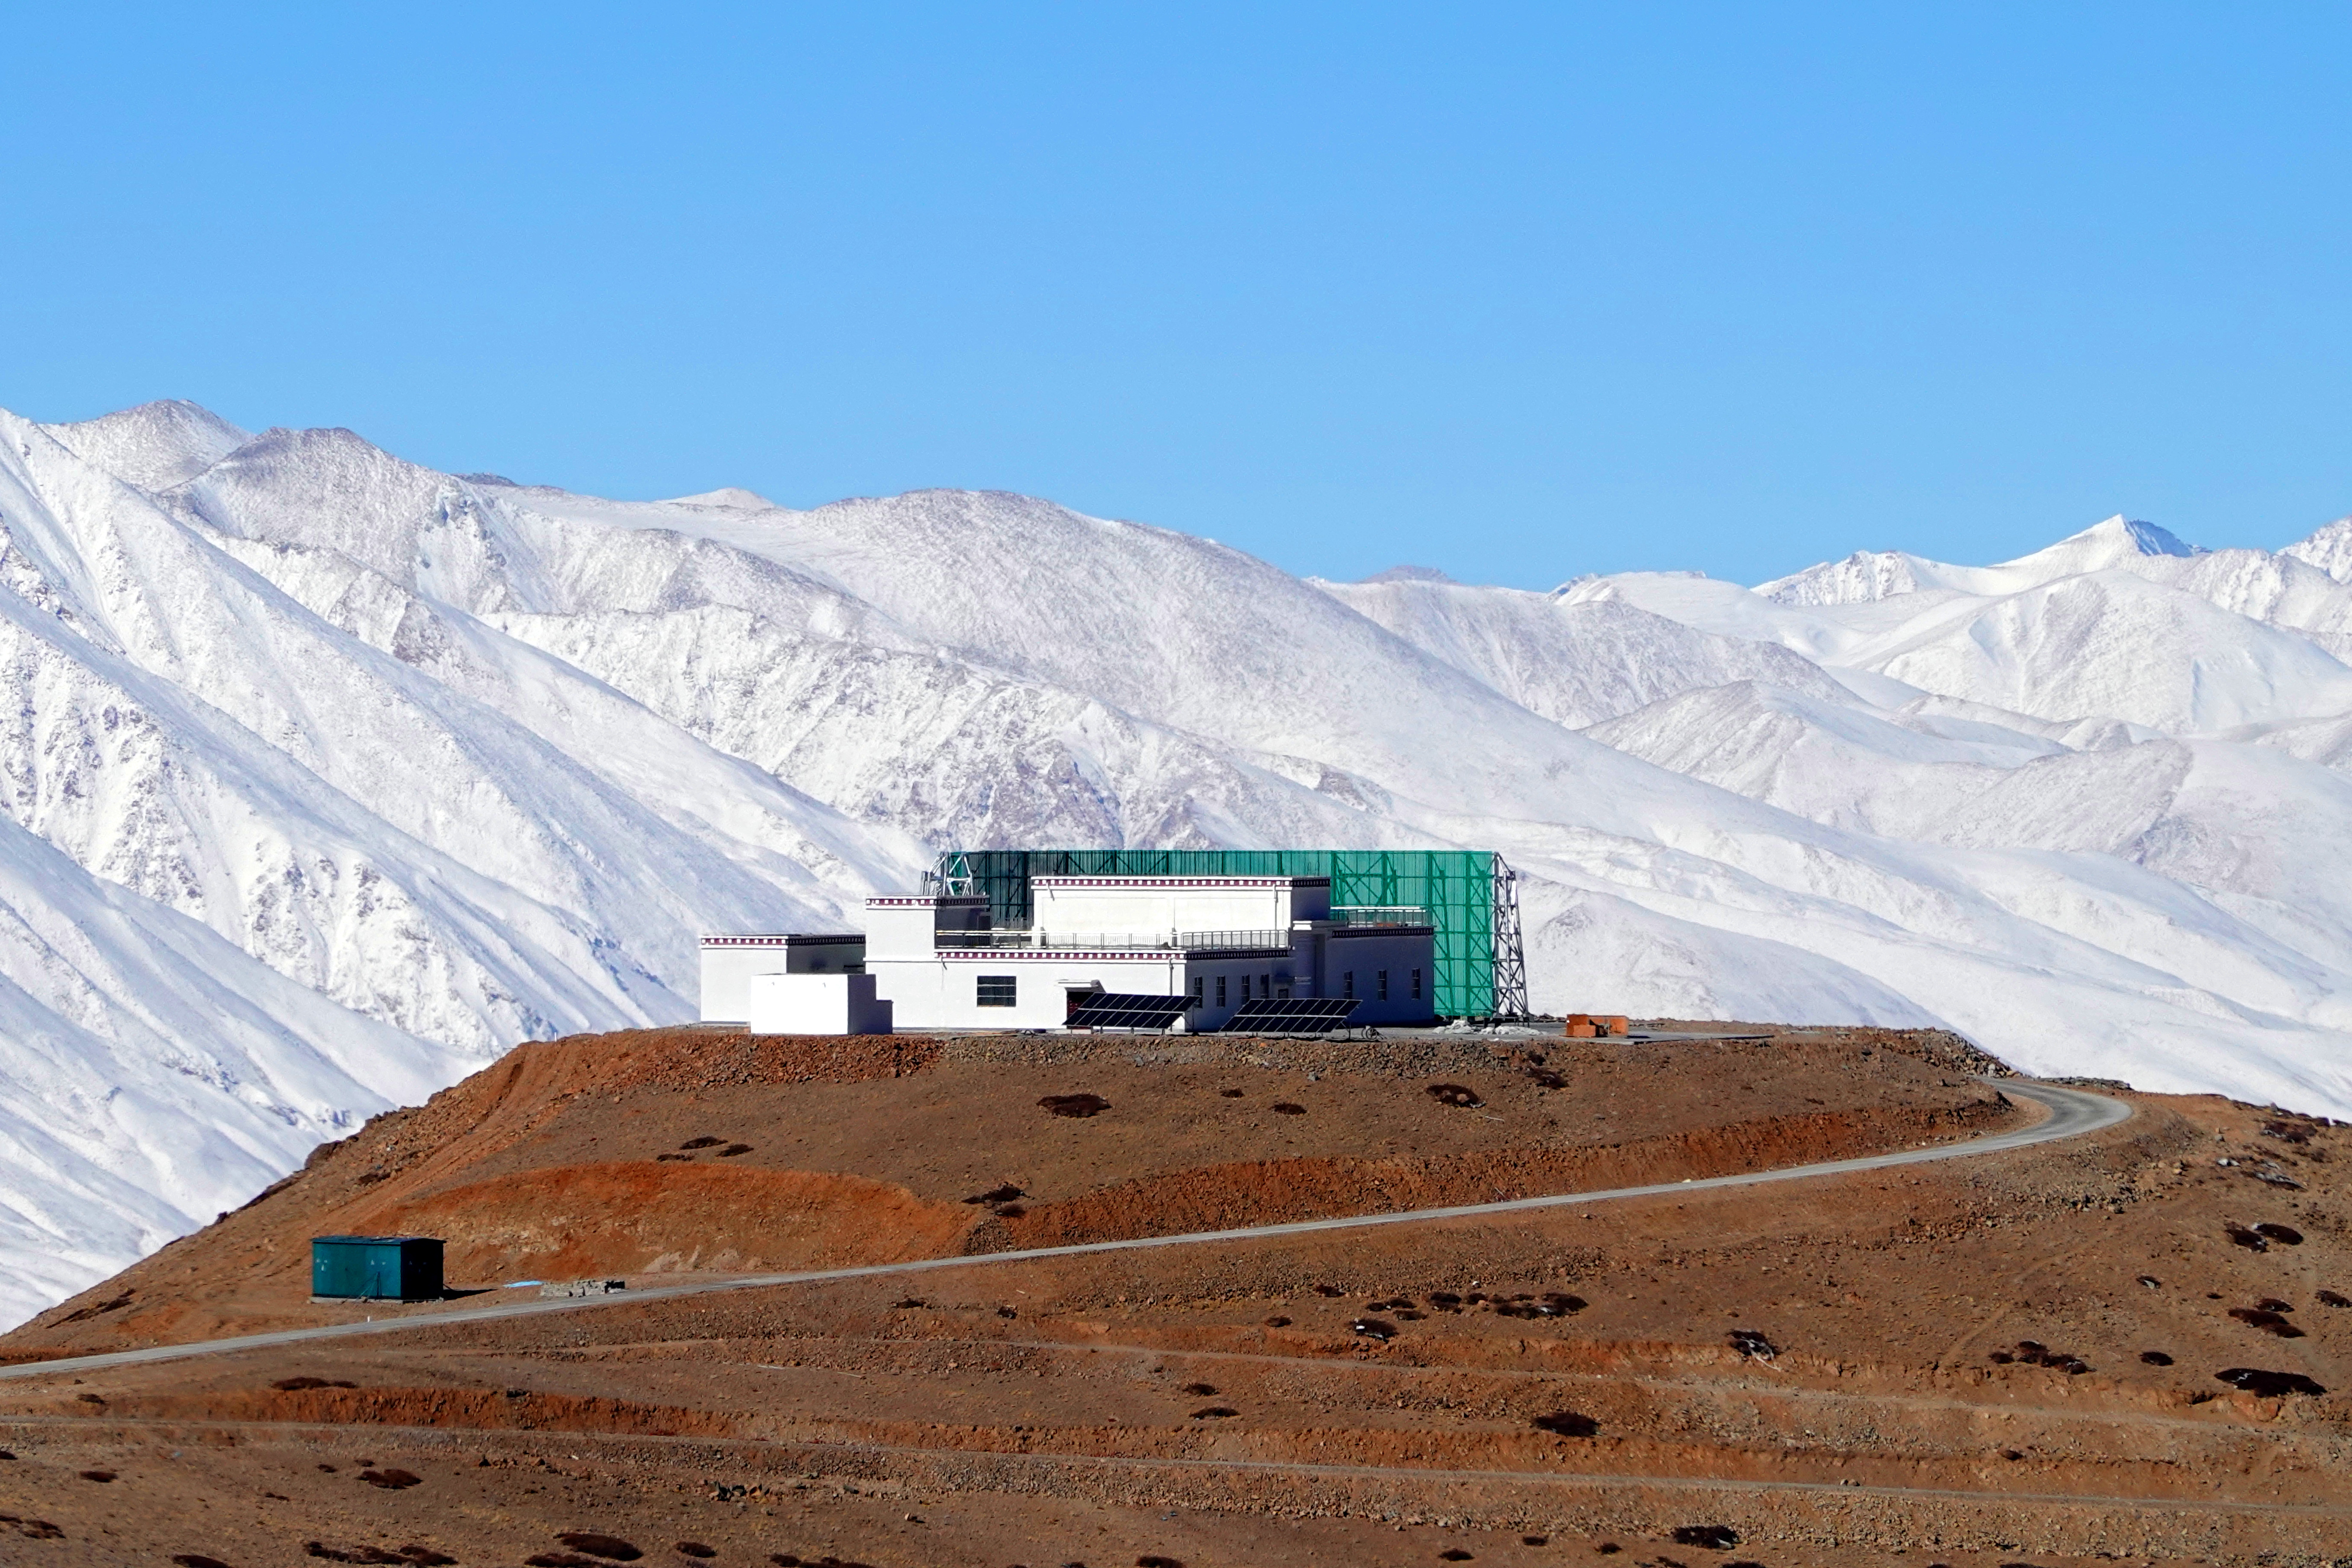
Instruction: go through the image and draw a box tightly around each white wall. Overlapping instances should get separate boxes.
[869,950,1191,1029]
[865,895,989,959]
[747,973,893,1035]
[699,937,866,1020]
[1033,877,1329,937]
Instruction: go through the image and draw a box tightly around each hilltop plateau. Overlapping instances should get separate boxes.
[0,1026,2344,1566]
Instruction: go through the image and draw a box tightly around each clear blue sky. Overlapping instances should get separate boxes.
[5,4,2349,588]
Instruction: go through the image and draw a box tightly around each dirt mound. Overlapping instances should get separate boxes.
[37,1383,733,1438]
[980,1100,2005,1248]
[362,1162,976,1279]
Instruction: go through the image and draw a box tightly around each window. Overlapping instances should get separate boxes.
[1259,974,1271,999]
[1411,967,1423,1000]
[1377,970,1389,1001]
[1342,971,1354,998]
[1191,975,1204,1002]
[976,974,1017,1008]
[1216,975,1227,1007]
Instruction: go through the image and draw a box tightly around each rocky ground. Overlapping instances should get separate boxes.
[0,1024,2344,1566]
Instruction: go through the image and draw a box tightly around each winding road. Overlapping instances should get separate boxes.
[0,1077,2129,1382]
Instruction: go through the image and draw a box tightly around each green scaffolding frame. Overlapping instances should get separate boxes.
[930,849,1526,1019]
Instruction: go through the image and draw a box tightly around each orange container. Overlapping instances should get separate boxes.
[1566,1022,1597,1038]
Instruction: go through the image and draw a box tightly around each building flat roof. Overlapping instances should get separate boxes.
[700,932,865,946]
[1030,875,1331,888]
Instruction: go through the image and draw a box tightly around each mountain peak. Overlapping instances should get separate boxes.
[41,399,251,492]
[668,487,778,511]
[1360,565,1457,585]
[2078,514,2201,559]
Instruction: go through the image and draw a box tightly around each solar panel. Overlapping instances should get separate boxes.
[1064,993,1195,1031]
[1221,996,1360,1035]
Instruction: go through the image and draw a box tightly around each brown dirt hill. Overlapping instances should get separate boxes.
[7,1024,2012,1355]
[2,1027,2349,1565]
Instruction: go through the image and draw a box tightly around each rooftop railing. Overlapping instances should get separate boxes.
[934,928,1295,953]
[1330,905,1433,927]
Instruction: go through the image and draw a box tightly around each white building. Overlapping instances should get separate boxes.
[698,932,867,1024]
[859,874,1436,1031]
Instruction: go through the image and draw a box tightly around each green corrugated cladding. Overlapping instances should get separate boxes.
[310,1235,444,1301]
[939,849,1498,1017]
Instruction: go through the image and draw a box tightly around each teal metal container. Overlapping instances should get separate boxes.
[933,849,1528,1019]
[310,1235,444,1301]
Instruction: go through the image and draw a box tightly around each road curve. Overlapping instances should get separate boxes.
[0,1078,2129,1382]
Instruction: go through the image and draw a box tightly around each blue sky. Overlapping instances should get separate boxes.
[4,4,2348,588]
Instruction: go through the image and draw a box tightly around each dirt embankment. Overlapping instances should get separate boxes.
[25,1383,734,1438]
[4,1025,2018,1357]
[971,1096,2014,1249]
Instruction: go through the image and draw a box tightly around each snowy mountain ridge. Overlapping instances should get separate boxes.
[2,398,2350,1330]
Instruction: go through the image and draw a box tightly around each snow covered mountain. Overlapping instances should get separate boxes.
[3,401,2351,1328]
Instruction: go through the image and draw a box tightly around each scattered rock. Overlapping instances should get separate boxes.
[2139,1350,2174,1366]
[1219,1088,1244,1097]
[1264,1315,1291,1327]
[1531,1411,1599,1437]
[1271,1102,1306,1115]
[2215,1367,2327,1396]
[1672,1525,1740,1550]
[78,1469,116,1482]
[358,1468,423,1489]
[1727,1329,1778,1361]
[2228,1307,2302,1338]
[2225,1225,2269,1252]
[2318,1289,2350,1308]
[556,1535,644,1563]
[718,1143,753,1158]
[680,1137,724,1150]
[675,1546,717,1560]
[1425,1083,1484,1108]
[1179,1382,1218,1396]
[1038,1093,1110,1118]
[963,1184,1024,1205]
[1350,1317,1397,1340]
[1188,1406,1237,1419]
[171,1557,231,1568]
[2254,1222,2304,1244]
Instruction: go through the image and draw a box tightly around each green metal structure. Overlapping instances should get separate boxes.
[931,849,1528,1019]
[310,1235,444,1301]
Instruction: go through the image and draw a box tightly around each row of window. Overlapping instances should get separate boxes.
[1338,968,1424,1001]
[1192,974,1280,1007]
[976,966,1424,1009]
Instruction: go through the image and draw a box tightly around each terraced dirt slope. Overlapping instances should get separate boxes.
[1,1026,2347,1566]
[0,1024,2009,1354]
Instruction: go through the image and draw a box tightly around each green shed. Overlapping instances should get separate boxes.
[310,1235,444,1301]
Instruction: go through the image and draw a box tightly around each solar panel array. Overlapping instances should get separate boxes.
[1063,993,1195,1031]
[1220,996,1360,1034]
